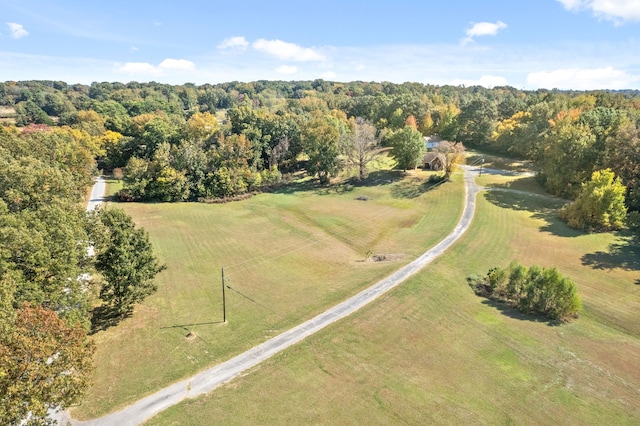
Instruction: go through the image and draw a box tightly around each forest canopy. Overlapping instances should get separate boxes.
[2,80,638,232]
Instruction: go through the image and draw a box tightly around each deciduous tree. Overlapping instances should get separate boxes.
[0,303,95,425]
[456,97,497,145]
[95,208,165,315]
[302,113,343,184]
[185,111,218,143]
[435,141,466,179]
[386,125,425,171]
[343,117,382,180]
[559,168,627,231]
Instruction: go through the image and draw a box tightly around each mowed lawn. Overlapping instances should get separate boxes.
[145,173,640,425]
[73,170,465,419]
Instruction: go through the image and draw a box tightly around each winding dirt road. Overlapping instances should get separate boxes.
[60,166,483,425]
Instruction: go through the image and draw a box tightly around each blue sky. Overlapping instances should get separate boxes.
[1,0,639,89]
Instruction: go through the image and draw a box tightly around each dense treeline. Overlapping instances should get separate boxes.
[1,79,639,234]
[0,125,163,423]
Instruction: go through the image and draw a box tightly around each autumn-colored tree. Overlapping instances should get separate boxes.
[0,303,95,425]
[185,111,218,142]
[74,109,106,137]
[419,112,434,136]
[431,103,460,141]
[404,114,418,130]
[559,169,627,231]
[436,141,466,178]
[492,111,532,153]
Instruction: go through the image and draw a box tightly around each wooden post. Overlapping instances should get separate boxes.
[221,267,226,322]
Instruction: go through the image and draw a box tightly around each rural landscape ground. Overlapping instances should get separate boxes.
[72,154,639,425]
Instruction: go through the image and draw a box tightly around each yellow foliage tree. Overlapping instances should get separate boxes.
[186,111,218,142]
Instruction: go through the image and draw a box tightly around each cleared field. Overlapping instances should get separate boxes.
[145,174,640,425]
[0,106,16,125]
[467,149,534,172]
[73,169,465,419]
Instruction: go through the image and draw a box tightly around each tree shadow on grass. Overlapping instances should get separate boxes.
[271,170,403,196]
[480,299,564,327]
[269,178,319,195]
[581,235,640,272]
[483,186,582,238]
[390,179,444,199]
[390,174,448,199]
[316,181,357,196]
[353,169,404,187]
[90,305,132,335]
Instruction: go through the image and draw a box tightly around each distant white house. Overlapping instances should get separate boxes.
[424,135,444,150]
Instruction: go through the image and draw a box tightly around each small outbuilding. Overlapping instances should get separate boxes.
[423,152,446,170]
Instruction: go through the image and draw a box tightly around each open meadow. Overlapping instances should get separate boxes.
[142,168,640,425]
[73,168,465,419]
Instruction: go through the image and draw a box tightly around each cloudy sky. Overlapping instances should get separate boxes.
[1,0,639,89]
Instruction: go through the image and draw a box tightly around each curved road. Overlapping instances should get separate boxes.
[60,167,483,425]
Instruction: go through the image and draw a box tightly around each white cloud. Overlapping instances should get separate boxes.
[159,58,196,71]
[115,62,161,76]
[275,65,298,75]
[527,66,638,89]
[462,21,507,45]
[557,0,583,8]
[557,0,640,23]
[253,39,325,61]
[218,36,249,50]
[115,59,196,76]
[452,75,509,88]
[131,46,139,52]
[4,38,640,90]
[7,22,29,39]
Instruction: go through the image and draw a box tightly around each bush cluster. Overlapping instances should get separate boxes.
[467,261,581,321]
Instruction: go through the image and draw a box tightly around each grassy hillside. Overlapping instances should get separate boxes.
[74,169,465,419]
[144,172,640,425]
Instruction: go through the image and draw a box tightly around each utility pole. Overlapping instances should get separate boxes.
[221,267,226,322]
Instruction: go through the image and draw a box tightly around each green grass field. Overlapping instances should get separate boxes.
[142,171,640,425]
[73,168,465,419]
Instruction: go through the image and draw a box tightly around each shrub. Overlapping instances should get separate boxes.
[468,261,581,321]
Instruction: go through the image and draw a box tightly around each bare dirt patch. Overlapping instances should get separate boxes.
[370,253,407,263]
